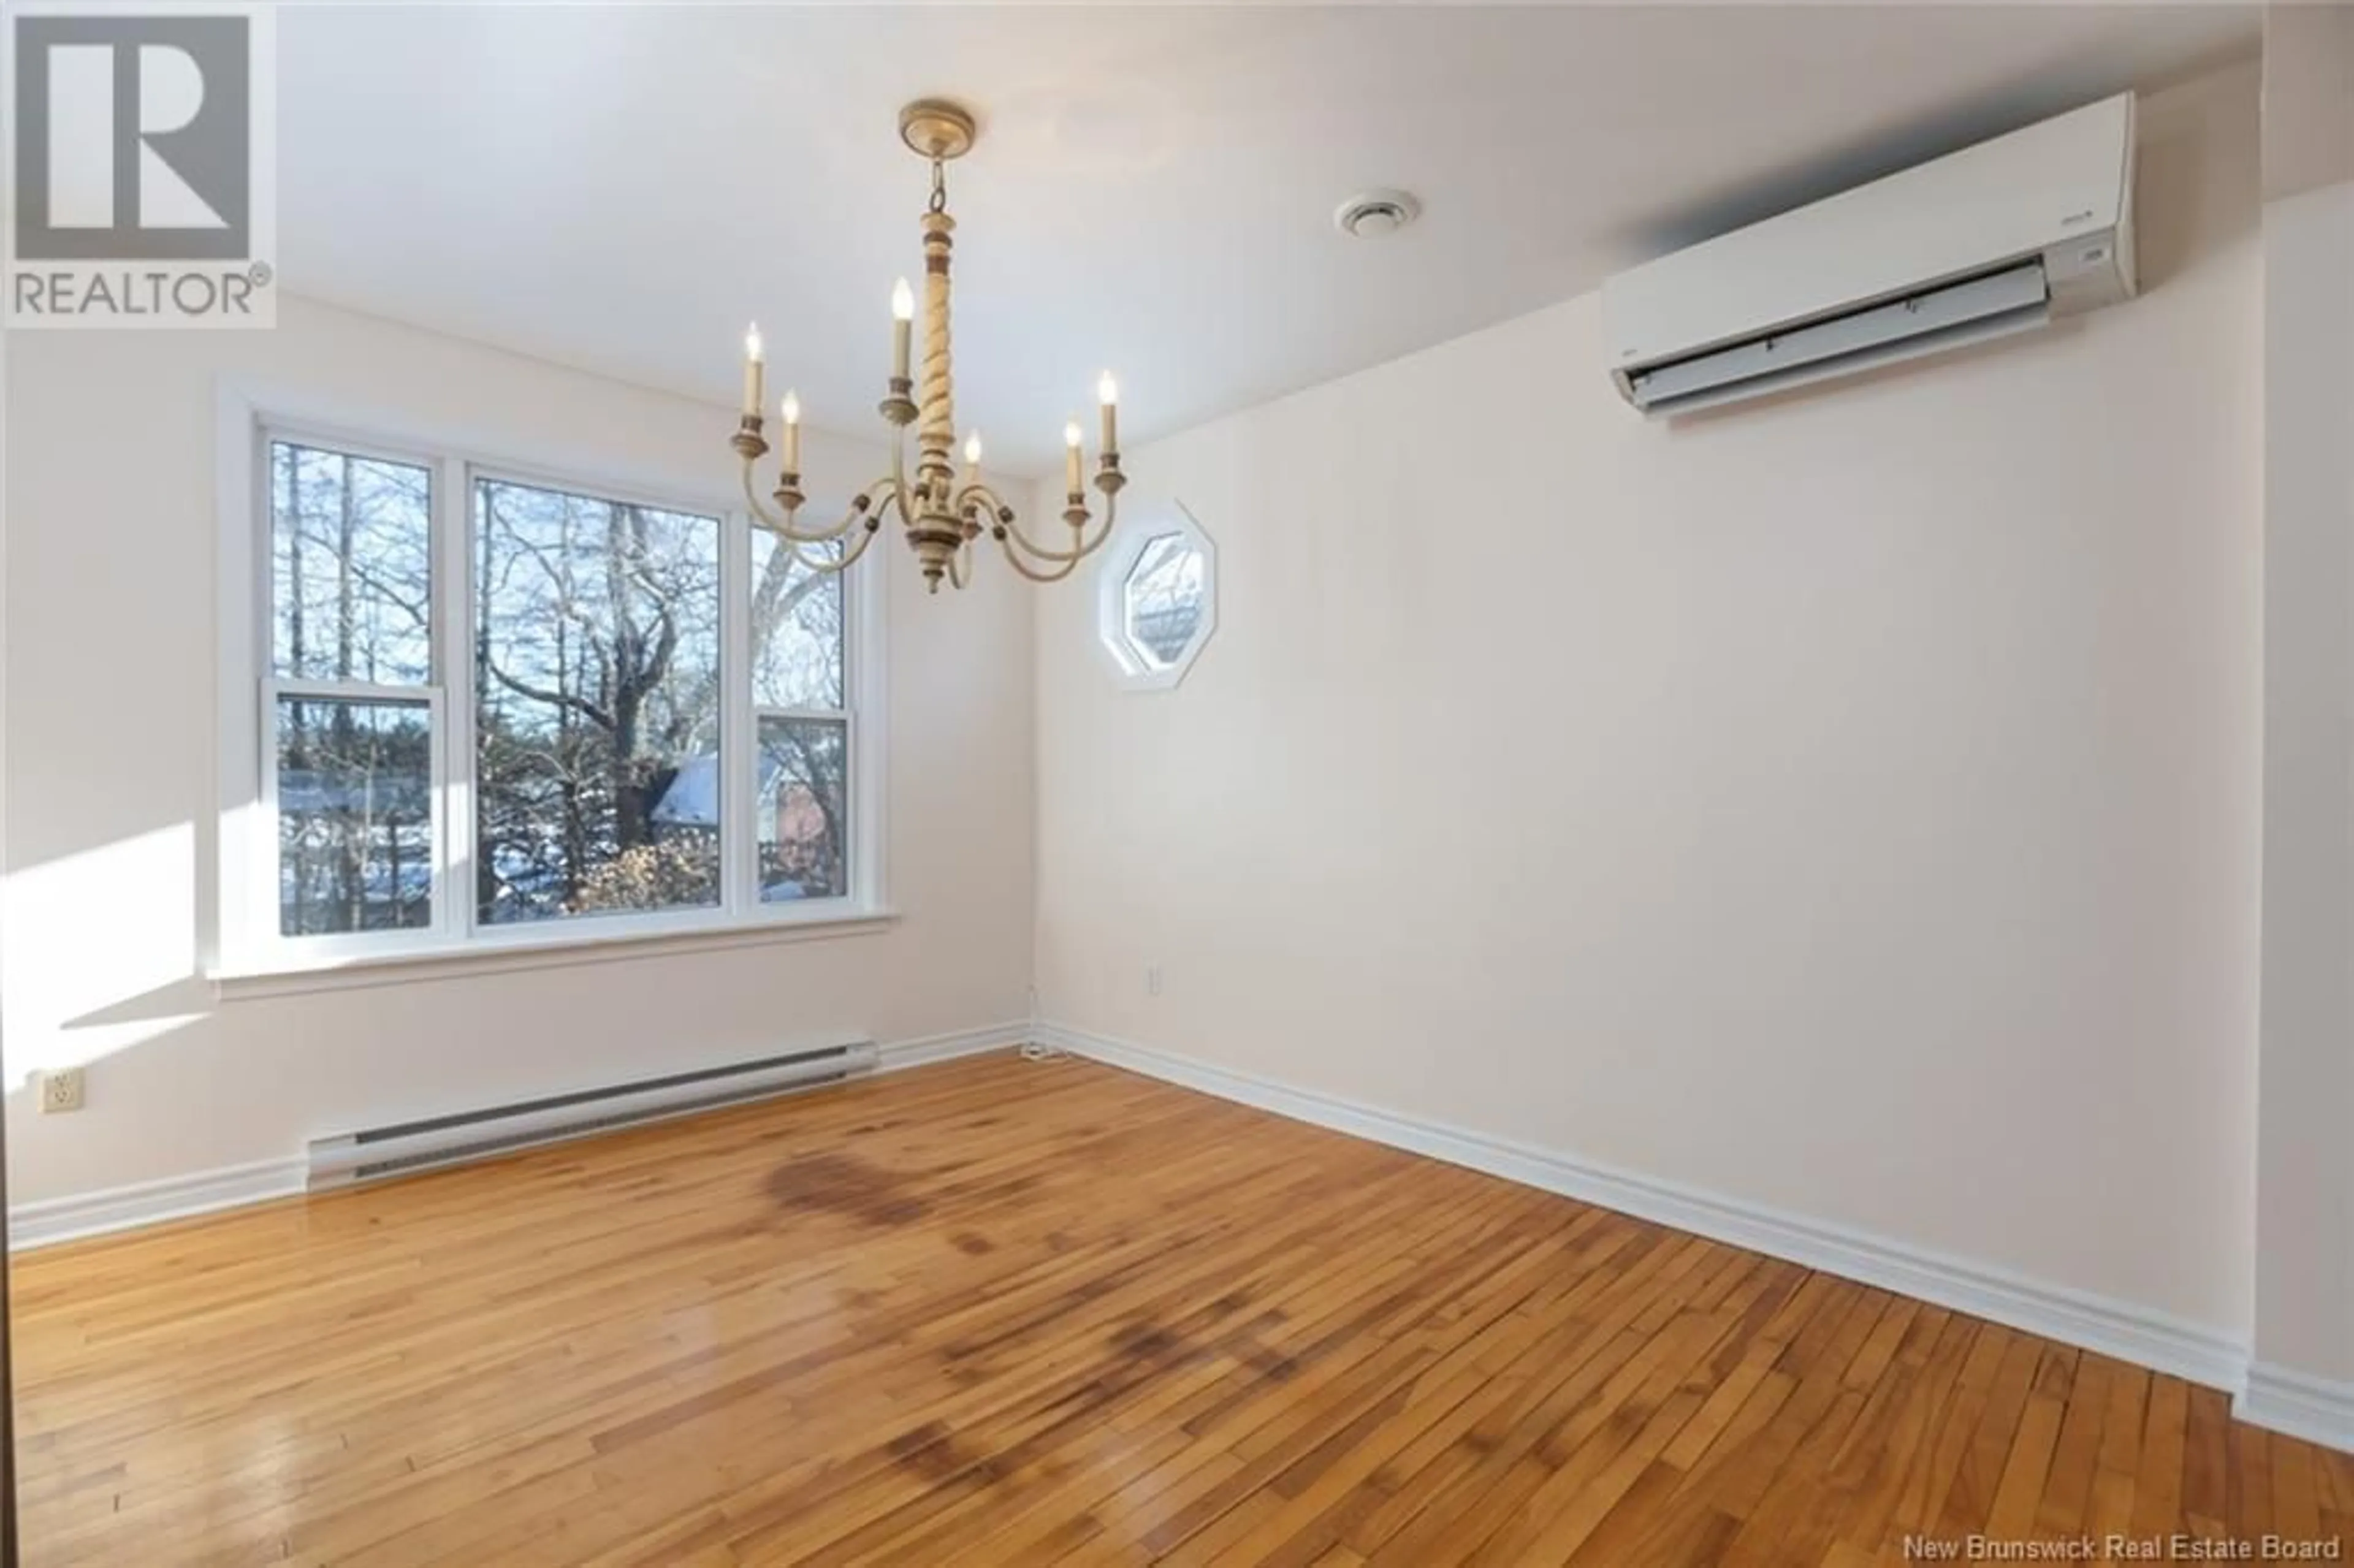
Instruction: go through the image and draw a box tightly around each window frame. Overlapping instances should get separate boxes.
[1097,501,1218,691]
[212,384,889,985]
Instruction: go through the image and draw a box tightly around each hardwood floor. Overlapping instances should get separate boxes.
[10,1051,2351,1566]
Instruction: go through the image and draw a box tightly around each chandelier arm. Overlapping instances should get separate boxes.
[994,541,1086,585]
[737,460,794,534]
[992,506,1107,564]
[997,485,1118,565]
[794,458,910,579]
[953,477,1117,565]
[992,490,1116,582]
[783,513,885,577]
[739,459,867,545]
[950,481,1013,554]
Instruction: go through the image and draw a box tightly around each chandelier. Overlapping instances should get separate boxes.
[731,99,1122,593]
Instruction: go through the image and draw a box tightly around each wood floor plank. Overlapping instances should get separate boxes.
[2085,1360,2152,1551]
[2184,1383,2234,1528]
[2032,1350,2108,1537]
[1980,1346,2074,1540]
[2274,1423,2327,1545]
[2135,1372,2193,1539]
[8,1052,2347,1566]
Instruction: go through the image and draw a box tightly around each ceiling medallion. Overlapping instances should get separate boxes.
[731,98,1123,593]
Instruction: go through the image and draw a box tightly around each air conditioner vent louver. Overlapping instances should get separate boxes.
[308,1041,875,1191]
[1626,262,2052,416]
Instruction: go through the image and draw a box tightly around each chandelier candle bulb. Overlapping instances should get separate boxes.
[1098,371,1119,456]
[1064,419,1084,495]
[964,431,982,476]
[743,323,764,416]
[780,390,802,473]
[891,280,915,380]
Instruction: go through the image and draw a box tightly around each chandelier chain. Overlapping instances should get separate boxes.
[928,159,948,215]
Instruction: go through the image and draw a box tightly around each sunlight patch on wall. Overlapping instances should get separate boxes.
[2,821,205,1079]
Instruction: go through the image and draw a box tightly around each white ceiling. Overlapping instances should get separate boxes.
[280,3,2257,473]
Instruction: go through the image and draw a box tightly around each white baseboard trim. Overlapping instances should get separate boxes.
[1035,1021,2251,1396]
[878,1020,1029,1074]
[7,1021,1029,1253]
[9,1156,309,1252]
[2237,1363,2354,1453]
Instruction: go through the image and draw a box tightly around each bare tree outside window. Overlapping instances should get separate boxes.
[474,479,724,923]
[269,441,435,934]
[751,532,849,900]
[752,533,842,711]
[273,443,433,685]
[275,696,431,933]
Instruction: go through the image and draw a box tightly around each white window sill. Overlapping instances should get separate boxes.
[211,906,901,1000]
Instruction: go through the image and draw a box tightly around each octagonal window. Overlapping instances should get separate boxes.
[1098,505,1217,689]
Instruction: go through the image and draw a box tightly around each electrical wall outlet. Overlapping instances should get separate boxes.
[1146,964,1163,997]
[40,1067,85,1114]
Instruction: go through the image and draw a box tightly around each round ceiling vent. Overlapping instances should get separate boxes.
[1334,189,1421,238]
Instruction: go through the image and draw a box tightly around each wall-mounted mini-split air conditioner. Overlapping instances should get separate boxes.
[1603,93,2138,416]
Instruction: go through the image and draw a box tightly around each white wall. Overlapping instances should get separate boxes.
[1,296,1035,1205]
[2253,174,2354,1391]
[2252,2,2354,1393]
[1033,66,2264,1337]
